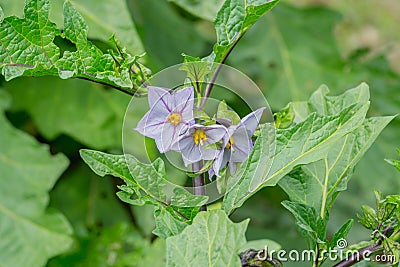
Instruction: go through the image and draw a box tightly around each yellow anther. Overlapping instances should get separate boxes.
[168,113,181,125]
[193,129,207,146]
[225,136,235,149]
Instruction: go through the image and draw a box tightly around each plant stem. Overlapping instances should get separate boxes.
[333,243,381,267]
[76,76,135,96]
[199,33,244,109]
[192,161,207,211]
[312,243,320,267]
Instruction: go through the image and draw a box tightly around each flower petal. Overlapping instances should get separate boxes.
[135,110,167,139]
[203,125,227,145]
[230,125,253,162]
[241,107,265,136]
[211,148,230,179]
[147,86,171,108]
[172,87,194,120]
[156,123,188,153]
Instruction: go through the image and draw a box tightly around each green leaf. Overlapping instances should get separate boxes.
[0,0,60,79]
[223,98,369,214]
[0,90,73,267]
[166,210,249,267]
[153,206,189,239]
[330,219,353,249]
[210,0,280,63]
[3,76,133,150]
[79,149,208,238]
[217,100,241,125]
[179,57,213,95]
[168,0,224,21]
[229,3,400,204]
[358,205,378,230]
[281,201,326,249]
[273,104,295,129]
[280,117,393,219]
[386,149,400,172]
[56,1,131,87]
[0,0,144,91]
[0,6,3,21]
[0,0,144,55]
[279,85,394,220]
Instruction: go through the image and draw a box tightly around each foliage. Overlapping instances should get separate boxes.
[0,0,147,93]
[166,210,248,267]
[0,0,399,266]
[0,90,72,267]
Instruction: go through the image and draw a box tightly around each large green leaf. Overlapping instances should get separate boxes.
[0,0,143,91]
[0,0,143,55]
[281,201,326,249]
[166,210,249,267]
[3,76,132,150]
[0,0,60,79]
[223,93,369,214]
[279,84,394,220]
[229,3,400,203]
[0,90,73,267]
[209,0,280,63]
[278,85,393,260]
[79,149,208,238]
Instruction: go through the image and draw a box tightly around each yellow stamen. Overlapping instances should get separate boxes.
[168,113,181,125]
[193,129,207,146]
[225,136,235,149]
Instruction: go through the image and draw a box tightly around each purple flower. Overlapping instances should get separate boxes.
[172,124,227,166]
[211,107,265,178]
[135,86,194,153]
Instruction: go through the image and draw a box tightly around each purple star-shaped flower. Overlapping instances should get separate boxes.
[135,86,194,153]
[172,124,227,166]
[210,107,265,179]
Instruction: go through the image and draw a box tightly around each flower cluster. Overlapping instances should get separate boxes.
[135,86,264,179]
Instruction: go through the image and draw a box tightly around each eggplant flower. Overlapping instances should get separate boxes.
[210,107,265,178]
[172,124,227,166]
[135,86,194,153]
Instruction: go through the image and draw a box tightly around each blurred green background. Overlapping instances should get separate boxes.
[0,0,399,266]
